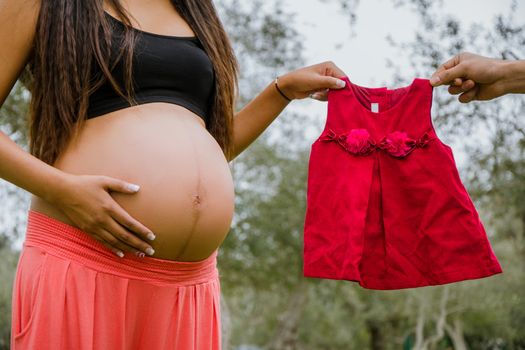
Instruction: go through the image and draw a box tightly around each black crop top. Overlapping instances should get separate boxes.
[86,12,215,124]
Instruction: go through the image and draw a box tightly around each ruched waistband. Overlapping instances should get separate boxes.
[23,209,219,286]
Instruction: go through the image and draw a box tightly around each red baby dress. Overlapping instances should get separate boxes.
[303,75,503,290]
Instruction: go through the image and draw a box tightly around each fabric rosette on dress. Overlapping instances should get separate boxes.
[319,128,434,158]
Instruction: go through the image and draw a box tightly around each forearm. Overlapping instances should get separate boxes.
[230,78,291,161]
[0,130,70,203]
[499,59,525,95]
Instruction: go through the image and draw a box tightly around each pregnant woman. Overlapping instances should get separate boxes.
[1,0,347,348]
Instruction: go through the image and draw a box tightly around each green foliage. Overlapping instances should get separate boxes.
[0,246,20,348]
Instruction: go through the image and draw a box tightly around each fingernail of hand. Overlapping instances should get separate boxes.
[147,232,156,241]
[146,247,155,256]
[127,183,140,192]
[430,76,441,85]
[336,79,346,88]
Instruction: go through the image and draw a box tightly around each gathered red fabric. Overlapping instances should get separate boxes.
[303,76,503,290]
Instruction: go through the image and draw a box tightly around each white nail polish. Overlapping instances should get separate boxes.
[146,247,155,256]
[337,79,346,87]
[127,183,140,192]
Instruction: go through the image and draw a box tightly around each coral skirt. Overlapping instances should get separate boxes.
[10,209,222,349]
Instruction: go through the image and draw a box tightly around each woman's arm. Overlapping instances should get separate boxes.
[0,0,156,257]
[0,0,66,202]
[229,77,291,161]
[229,61,347,161]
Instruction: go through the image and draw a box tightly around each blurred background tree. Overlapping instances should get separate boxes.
[0,0,523,349]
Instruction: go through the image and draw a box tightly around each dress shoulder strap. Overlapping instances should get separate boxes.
[398,78,436,135]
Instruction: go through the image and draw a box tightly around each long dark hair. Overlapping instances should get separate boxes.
[21,0,239,165]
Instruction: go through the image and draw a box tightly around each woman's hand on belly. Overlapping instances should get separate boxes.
[49,173,157,258]
[49,103,236,261]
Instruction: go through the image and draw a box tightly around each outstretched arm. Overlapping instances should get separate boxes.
[429,52,525,103]
[229,61,347,161]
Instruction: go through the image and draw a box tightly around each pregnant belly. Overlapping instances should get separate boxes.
[29,102,235,261]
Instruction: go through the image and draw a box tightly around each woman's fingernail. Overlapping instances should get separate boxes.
[336,79,346,87]
[116,250,124,258]
[147,232,156,241]
[430,76,441,85]
[127,183,140,192]
[145,247,155,256]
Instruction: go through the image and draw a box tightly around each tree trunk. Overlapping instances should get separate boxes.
[444,318,468,350]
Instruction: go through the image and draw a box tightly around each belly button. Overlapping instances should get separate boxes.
[193,194,202,206]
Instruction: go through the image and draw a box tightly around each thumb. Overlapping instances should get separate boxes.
[103,176,140,193]
[430,64,465,87]
[321,75,347,90]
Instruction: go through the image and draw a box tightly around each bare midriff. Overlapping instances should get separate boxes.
[29,102,235,262]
